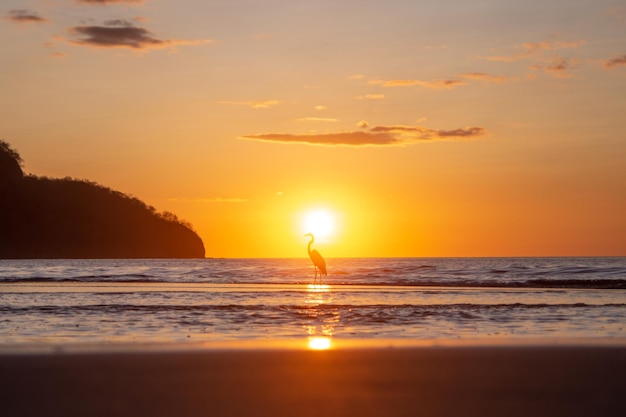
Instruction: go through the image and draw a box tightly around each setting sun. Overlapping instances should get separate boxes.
[302,209,336,240]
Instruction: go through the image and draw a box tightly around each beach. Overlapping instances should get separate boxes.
[1,258,624,416]
[2,344,625,417]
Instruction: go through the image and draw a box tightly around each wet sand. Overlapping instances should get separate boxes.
[1,345,625,417]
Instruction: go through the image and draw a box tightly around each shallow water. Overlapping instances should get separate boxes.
[0,258,625,345]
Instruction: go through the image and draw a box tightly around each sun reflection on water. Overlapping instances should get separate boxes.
[306,284,330,293]
[304,283,336,349]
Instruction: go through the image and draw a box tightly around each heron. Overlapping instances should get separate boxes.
[305,233,327,285]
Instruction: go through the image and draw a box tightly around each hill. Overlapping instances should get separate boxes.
[0,140,205,258]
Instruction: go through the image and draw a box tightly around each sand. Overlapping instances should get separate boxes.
[1,345,625,417]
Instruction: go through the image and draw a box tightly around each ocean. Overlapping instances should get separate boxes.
[1,257,625,347]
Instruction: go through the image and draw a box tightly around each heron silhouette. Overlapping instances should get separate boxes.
[305,233,327,284]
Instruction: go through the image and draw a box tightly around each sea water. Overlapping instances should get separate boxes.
[0,257,625,346]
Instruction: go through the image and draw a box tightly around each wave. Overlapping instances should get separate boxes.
[1,258,624,289]
[4,301,624,312]
[3,302,624,325]
[2,277,625,289]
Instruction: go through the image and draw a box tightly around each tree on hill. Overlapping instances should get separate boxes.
[0,139,24,187]
[0,140,205,258]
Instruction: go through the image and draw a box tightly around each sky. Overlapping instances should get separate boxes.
[1,0,625,258]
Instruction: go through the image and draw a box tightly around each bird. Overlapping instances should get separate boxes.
[305,233,327,285]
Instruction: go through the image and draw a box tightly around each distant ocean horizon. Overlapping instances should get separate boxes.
[1,257,625,346]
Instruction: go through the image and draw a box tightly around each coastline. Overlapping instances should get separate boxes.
[2,341,625,417]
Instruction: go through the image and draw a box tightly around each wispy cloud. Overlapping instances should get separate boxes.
[241,131,397,146]
[523,40,584,53]
[530,56,579,78]
[603,54,626,69]
[77,0,145,4]
[486,38,584,62]
[64,20,212,50]
[217,100,281,109]
[361,73,506,90]
[5,9,48,24]
[370,125,486,138]
[355,94,385,100]
[240,124,486,146]
[459,72,508,83]
[372,79,467,90]
[296,117,339,122]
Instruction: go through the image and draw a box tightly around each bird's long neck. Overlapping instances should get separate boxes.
[307,235,314,255]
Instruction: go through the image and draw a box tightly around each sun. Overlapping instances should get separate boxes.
[302,209,336,240]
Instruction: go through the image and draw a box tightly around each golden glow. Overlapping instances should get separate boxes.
[306,283,330,293]
[307,336,332,350]
[302,209,336,240]
[3,2,625,258]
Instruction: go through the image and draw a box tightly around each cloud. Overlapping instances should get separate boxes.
[240,131,397,146]
[314,105,327,111]
[486,38,584,62]
[77,0,144,4]
[375,79,467,89]
[218,100,281,109]
[357,120,369,128]
[523,39,584,53]
[297,117,339,122]
[459,72,508,83]
[364,74,505,89]
[240,124,486,146]
[65,20,212,50]
[603,54,626,69]
[5,9,48,24]
[355,94,385,100]
[371,125,486,138]
[530,56,579,77]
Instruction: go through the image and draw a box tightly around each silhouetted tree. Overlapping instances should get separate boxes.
[0,139,24,187]
[0,140,205,258]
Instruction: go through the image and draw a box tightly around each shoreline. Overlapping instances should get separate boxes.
[2,336,626,355]
[1,342,625,417]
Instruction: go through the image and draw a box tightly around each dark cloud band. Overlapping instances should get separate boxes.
[65,20,212,50]
[241,125,486,146]
[69,24,164,48]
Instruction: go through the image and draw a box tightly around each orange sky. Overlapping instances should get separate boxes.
[2,0,625,257]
